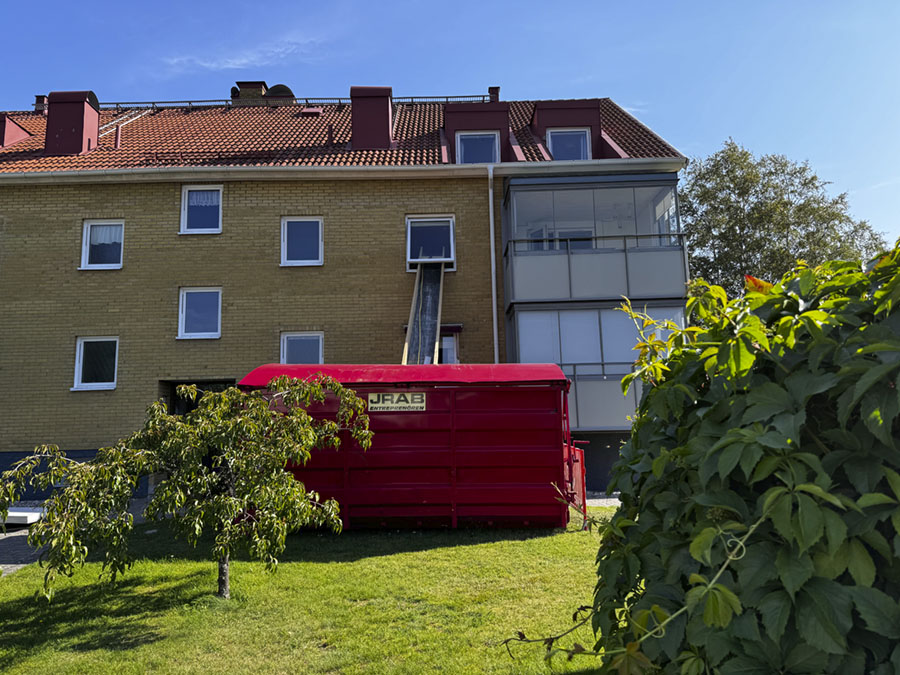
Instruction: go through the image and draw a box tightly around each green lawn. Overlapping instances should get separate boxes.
[0,508,613,674]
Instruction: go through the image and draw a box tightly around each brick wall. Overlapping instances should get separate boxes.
[0,176,507,454]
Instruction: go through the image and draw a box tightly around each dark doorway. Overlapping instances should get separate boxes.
[158,380,235,415]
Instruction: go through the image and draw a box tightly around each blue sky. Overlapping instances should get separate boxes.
[4,0,898,243]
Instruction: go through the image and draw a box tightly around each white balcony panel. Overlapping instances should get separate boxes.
[626,248,686,298]
[575,377,636,429]
[570,250,628,299]
[511,253,569,300]
[567,380,579,428]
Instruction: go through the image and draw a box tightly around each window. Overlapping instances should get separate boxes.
[178,288,222,339]
[407,216,455,267]
[439,334,459,364]
[180,185,223,234]
[280,332,324,364]
[456,131,499,164]
[281,217,323,266]
[80,220,124,269]
[73,337,118,390]
[547,128,591,161]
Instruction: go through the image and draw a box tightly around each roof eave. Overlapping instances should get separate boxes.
[0,157,686,184]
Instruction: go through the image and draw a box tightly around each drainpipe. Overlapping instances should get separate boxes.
[488,165,499,363]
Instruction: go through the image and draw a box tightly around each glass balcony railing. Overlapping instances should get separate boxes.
[561,363,641,431]
[503,233,687,304]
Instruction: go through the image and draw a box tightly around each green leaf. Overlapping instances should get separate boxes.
[775,547,813,597]
[847,538,876,586]
[795,482,844,509]
[883,466,900,501]
[738,443,764,481]
[794,493,825,552]
[795,581,851,655]
[857,492,897,508]
[718,442,744,480]
[768,491,793,541]
[848,586,900,639]
[758,590,791,641]
[745,382,793,420]
[713,583,742,616]
[783,644,830,674]
[813,541,849,579]
[689,527,718,566]
[838,361,900,426]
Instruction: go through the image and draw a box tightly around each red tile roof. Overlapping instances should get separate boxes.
[0,98,681,174]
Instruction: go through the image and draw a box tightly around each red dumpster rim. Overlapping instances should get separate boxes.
[239,363,568,388]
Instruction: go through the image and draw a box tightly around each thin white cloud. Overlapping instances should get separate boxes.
[161,35,325,75]
[852,176,900,194]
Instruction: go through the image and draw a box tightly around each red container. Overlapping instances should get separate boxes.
[239,364,586,529]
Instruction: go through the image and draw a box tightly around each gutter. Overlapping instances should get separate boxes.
[0,157,687,185]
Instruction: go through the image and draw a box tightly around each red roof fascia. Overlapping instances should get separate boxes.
[239,363,568,388]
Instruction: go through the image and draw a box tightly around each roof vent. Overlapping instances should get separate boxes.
[44,90,100,156]
[350,86,393,150]
[300,107,323,117]
[0,114,31,148]
[34,95,48,116]
[232,81,268,100]
[488,86,500,103]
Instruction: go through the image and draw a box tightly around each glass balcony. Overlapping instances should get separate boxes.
[504,233,687,304]
[562,364,641,431]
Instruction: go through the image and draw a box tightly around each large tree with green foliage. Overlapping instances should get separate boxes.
[680,140,887,296]
[0,375,371,599]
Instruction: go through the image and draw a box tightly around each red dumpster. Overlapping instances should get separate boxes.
[238,364,586,529]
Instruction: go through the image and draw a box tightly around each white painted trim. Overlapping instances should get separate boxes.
[178,287,222,339]
[280,217,324,266]
[0,158,686,184]
[280,331,325,364]
[455,130,500,164]
[179,184,223,234]
[72,336,119,390]
[79,219,124,270]
[546,128,592,160]
[406,215,456,270]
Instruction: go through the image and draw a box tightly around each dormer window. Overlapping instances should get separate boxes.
[455,131,500,164]
[547,128,591,160]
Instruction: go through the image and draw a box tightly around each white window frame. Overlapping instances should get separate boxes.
[280,217,324,267]
[178,287,222,339]
[439,334,459,364]
[547,128,592,161]
[72,336,119,391]
[455,130,500,164]
[180,185,223,234]
[280,331,325,364]
[406,215,456,271]
[79,219,124,270]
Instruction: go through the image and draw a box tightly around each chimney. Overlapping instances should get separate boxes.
[488,86,500,103]
[350,86,393,150]
[233,81,268,100]
[34,95,48,115]
[44,91,100,156]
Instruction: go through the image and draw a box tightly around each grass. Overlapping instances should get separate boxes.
[0,507,614,674]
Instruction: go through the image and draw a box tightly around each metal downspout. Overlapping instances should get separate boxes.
[488,165,499,363]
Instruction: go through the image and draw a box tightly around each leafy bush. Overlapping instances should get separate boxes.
[590,248,900,673]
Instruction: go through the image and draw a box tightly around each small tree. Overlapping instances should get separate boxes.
[0,375,371,599]
[680,139,887,296]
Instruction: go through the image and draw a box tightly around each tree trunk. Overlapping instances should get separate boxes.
[217,553,230,599]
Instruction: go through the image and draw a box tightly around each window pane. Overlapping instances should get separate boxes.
[550,130,589,160]
[87,224,123,265]
[600,309,639,365]
[645,306,686,343]
[594,188,636,239]
[439,335,459,364]
[513,190,554,246]
[458,134,497,163]
[517,312,560,363]
[184,291,220,334]
[553,190,595,249]
[285,220,320,261]
[81,340,116,383]
[284,336,321,364]
[560,311,602,363]
[186,189,220,230]
[409,220,452,260]
[634,186,677,240]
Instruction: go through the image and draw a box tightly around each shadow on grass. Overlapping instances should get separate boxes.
[0,569,208,672]
[125,520,570,565]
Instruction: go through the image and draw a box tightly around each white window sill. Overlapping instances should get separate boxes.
[178,230,222,235]
[77,265,123,271]
[176,335,221,340]
[280,261,324,267]
[71,384,116,391]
